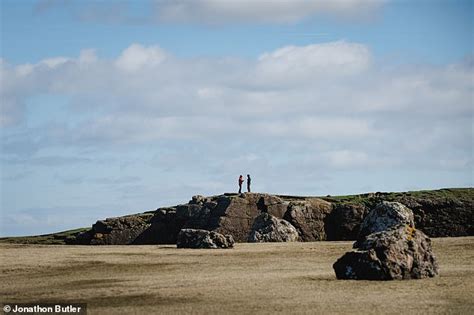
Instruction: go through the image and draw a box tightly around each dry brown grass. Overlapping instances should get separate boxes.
[1,237,473,314]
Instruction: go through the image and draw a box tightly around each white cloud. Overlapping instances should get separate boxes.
[32,0,386,26]
[254,117,370,139]
[323,150,369,168]
[254,41,371,86]
[15,64,35,77]
[78,49,98,64]
[1,41,472,179]
[155,0,385,24]
[40,56,70,68]
[0,96,25,127]
[115,43,167,71]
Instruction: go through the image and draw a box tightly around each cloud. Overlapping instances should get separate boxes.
[93,175,142,185]
[32,0,385,25]
[155,0,386,24]
[254,41,371,87]
[115,44,167,72]
[0,96,25,128]
[2,41,471,160]
[40,57,71,68]
[322,150,369,168]
[2,156,93,166]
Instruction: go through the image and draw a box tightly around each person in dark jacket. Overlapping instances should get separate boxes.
[238,175,244,193]
[247,174,251,193]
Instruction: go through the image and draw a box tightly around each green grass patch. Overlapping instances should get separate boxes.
[0,227,89,245]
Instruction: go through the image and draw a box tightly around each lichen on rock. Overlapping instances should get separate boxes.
[333,202,439,280]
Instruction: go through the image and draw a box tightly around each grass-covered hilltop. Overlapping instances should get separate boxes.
[1,187,472,245]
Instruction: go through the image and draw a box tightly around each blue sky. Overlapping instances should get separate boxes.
[1,0,473,236]
[2,1,473,64]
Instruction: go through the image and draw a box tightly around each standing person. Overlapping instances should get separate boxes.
[238,175,244,193]
[247,174,251,193]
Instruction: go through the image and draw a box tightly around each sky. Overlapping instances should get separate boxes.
[0,0,473,236]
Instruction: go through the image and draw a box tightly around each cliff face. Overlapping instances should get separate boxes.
[70,188,473,245]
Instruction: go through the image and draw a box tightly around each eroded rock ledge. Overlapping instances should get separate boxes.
[69,188,473,245]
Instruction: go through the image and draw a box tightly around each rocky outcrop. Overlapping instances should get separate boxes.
[208,194,264,241]
[74,214,153,245]
[66,188,472,245]
[176,229,234,249]
[333,202,438,280]
[132,208,183,244]
[391,194,473,237]
[172,193,294,242]
[257,194,289,218]
[248,213,299,242]
[283,199,332,241]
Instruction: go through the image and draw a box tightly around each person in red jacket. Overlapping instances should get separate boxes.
[238,175,244,193]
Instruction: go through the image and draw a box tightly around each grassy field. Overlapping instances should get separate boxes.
[1,237,473,314]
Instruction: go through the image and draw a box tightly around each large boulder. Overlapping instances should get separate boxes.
[248,213,299,242]
[333,225,438,280]
[176,229,234,249]
[283,199,333,241]
[333,202,438,280]
[358,201,415,240]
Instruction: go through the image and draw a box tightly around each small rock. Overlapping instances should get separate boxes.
[177,229,234,249]
[190,195,206,204]
[248,213,299,242]
[94,233,103,239]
